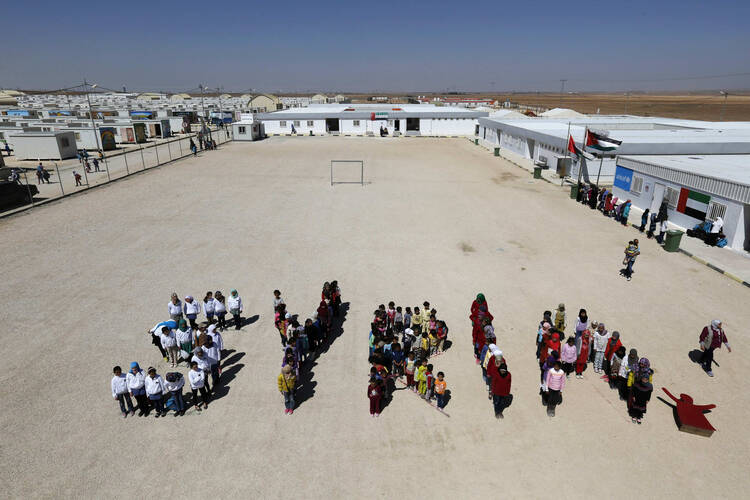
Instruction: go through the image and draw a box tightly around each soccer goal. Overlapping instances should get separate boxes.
[330,160,364,186]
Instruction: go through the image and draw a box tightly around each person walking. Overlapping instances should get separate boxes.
[622,239,640,281]
[92,157,101,172]
[699,320,731,377]
[36,162,44,184]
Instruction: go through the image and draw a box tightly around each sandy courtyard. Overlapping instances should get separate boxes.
[1,137,748,499]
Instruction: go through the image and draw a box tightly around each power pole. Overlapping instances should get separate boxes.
[559,79,567,108]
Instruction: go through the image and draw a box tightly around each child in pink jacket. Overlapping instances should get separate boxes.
[544,361,566,417]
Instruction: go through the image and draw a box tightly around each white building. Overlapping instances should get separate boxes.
[611,155,750,252]
[477,114,750,181]
[9,131,77,160]
[257,104,487,137]
[232,119,263,141]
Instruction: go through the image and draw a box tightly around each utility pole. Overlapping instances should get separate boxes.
[84,78,103,155]
[559,79,567,108]
[719,91,728,121]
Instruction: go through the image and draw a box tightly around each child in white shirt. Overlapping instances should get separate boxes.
[111,366,134,417]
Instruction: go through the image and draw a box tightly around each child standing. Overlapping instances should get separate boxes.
[160,326,179,368]
[544,361,566,417]
[278,365,296,415]
[434,372,447,412]
[126,362,148,416]
[554,303,566,334]
[403,307,412,330]
[227,289,243,330]
[411,306,423,335]
[416,360,427,395]
[592,325,611,373]
[175,320,193,366]
[394,306,404,334]
[144,367,167,418]
[405,352,416,390]
[560,337,577,378]
[203,292,215,323]
[628,374,653,424]
[490,362,512,419]
[391,343,405,377]
[368,376,383,417]
[183,295,201,329]
[168,293,183,322]
[424,364,434,401]
[164,371,186,417]
[273,290,284,311]
[213,291,227,330]
[386,301,396,329]
[575,328,592,379]
[188,361,210,411]
[111,366,134,418]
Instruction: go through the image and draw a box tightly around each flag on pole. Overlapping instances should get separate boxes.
[585,129,622,152]
[568,135,594,160]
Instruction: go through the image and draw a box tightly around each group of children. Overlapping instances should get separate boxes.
[109,289,242,419]
[276,282,343,415]
[470,294,512,419]
[536,303,654,423]
[367,300,450,416]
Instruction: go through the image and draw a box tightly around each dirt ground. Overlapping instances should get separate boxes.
[492,93,750,121]
[1,137,748,498]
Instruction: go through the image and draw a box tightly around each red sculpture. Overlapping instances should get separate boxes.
[662,387,716,437]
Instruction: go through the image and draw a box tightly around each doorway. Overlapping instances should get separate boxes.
[154,123,162,138]
[651,183,665,214]
[325,118,339,132]
[475,124,480,135]
[394,120,400,132]
[406,118,419,131]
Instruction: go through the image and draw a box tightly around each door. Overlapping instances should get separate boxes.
[394,120,400,131]
[651,183,665,214]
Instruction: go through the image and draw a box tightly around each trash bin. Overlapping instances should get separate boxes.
[494,147,500,156]
[569,184,579,198]
[663,229,684,252]
[474,138,478,145]
[533,167,542,179]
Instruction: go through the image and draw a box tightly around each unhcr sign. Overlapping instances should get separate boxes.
[614,165,633,191]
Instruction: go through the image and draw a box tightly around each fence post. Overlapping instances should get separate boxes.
[103,154,111,182]
[167,139,172,160]
[154,142,160,165]
[140,146,146,170]
[123,151,129,175]
[55,163,64,196]
[81,162,90,187]
[22,171,35,207]
[178,137,183,157]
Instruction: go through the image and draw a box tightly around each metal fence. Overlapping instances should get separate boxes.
[2,127,232,216]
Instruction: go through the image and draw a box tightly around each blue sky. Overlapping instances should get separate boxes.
[2,0,749,92]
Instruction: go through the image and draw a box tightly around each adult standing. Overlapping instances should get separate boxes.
[183,295,201,329]
[168,293,183,322]
[699,320,731,377]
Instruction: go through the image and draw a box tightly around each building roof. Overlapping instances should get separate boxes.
[618,154,750,204]
[256,103,488,120]
[540,108,586,118]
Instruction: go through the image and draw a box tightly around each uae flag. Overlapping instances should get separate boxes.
[585,129,622,152]
[568,135,593,160]
[676,188,710,220]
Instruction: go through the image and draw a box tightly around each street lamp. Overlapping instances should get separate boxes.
[719,91,728,122]
[84,79,103,154]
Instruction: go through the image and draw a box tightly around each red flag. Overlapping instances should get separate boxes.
[585,129,594,148]
[568,135,577,155]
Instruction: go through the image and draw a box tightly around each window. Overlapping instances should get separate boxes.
[631,176,644,195]
[293,120,300,127]
[238,126,246,134]
[60,137,70,147]
[707,200,727,221]
[353,120,360,126]
[307,121,313,126]
[280,121,286,127]
[665,187,680,209]
[75,132,81,140]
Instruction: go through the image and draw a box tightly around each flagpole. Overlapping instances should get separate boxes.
[595,154,604,187]
[561,121,571,185]
[576,126,587,187]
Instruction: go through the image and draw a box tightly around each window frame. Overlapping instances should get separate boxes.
[631,176,644,195]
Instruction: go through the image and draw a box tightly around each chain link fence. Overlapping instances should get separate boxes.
[1,127,232,216]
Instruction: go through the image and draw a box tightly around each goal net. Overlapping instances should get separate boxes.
[330,160,364,186]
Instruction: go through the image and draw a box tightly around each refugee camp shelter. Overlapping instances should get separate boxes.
[612,154,750,251]
[9,131,77,160]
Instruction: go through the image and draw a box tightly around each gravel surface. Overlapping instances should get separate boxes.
[1,137,748,498]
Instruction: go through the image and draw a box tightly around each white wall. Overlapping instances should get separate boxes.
[499,131,530,157]
[612,171,745,250]
[10,132,77,160]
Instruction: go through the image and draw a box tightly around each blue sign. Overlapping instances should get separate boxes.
[614,165,633,191]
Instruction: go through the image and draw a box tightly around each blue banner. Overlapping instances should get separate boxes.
[614,165,633,191]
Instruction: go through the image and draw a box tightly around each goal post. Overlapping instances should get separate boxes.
[330,160,364,186]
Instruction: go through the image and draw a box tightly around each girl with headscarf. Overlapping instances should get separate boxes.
[471,293,487,318]
[575,327,592,379]
[618,349,638,400]
[175,319,193,365]
[620,200,631,226]
[699,320,731,376]
[126,362,149,416]
[538,323,552,365]
[603,331,623,377]
[639,208,650,232]
[628,372,653,424]
[544,361,566,417]
[574,309,588,356]
[554,303,566,333]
